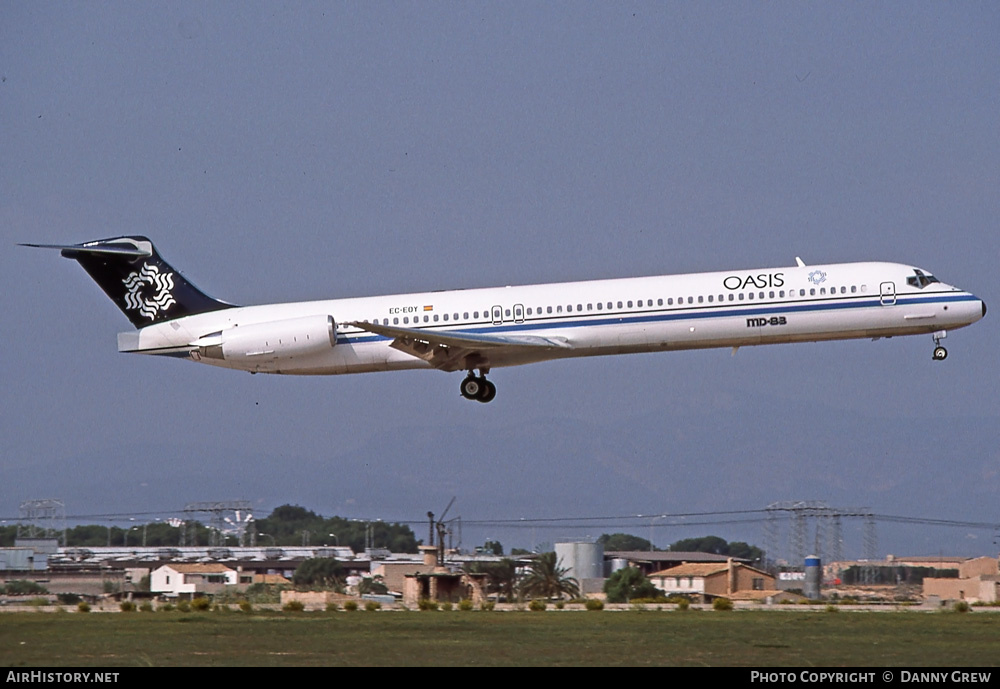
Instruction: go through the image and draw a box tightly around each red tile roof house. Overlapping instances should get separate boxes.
[649,559,791,603]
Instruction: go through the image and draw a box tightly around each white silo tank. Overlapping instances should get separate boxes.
[555,541,605,581]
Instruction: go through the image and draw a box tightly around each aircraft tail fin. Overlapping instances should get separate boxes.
[21,236,235,327]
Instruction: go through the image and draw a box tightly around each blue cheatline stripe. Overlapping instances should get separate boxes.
[338,292,979,345]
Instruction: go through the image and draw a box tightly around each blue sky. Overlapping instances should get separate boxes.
[2,2,998,559]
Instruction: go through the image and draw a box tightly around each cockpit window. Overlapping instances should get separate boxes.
[906,270,940,289]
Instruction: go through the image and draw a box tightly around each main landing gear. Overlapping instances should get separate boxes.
[460,372,497,403]
[932,331,948,361]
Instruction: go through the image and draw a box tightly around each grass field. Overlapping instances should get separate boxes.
[3,609,999,667]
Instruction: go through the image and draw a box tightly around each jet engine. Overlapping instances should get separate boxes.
[196,314,336,363]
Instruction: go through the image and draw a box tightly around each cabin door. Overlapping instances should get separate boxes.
[879,282,896,306]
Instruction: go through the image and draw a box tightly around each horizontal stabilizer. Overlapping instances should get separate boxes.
[19,241,152,258]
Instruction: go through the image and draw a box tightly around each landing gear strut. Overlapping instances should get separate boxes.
[932,331,948,361]
[460,372,497,403]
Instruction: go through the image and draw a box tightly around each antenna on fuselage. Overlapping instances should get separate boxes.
[795,257,806,267]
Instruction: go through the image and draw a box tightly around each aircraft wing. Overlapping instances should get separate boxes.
[345,320,571,372]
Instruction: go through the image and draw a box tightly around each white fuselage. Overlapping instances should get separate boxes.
[117,261,985,376]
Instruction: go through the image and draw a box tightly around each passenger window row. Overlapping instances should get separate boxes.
[363,285,869,326]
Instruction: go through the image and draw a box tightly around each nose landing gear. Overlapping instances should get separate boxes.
[932,331,948,361]
[460,372,497,403]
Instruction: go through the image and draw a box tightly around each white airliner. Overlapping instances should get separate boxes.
[23,236,986,403]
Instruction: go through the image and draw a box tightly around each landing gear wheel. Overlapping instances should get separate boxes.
[460,374,497,403]
[933,346,948,361]
[477,380,497,403]
[460,376,483,400]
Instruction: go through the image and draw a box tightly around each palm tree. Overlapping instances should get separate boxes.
[519,552,580,601]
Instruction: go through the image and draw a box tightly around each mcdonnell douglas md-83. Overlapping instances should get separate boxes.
[23,236,986,403]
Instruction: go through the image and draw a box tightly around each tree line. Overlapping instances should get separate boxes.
[0,504,419,552]
[597,533,763,562]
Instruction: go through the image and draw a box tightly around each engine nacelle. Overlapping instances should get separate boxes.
[197,315,337,363]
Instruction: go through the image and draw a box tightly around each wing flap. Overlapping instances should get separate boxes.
[346,321,570,350]
[345,321,570,371]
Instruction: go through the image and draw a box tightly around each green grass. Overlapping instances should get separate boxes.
[2,610,999,667]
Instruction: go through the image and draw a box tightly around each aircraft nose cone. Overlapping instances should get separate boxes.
[983,301,988,318]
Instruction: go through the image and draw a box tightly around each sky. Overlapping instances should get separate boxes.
[2,2,998,561]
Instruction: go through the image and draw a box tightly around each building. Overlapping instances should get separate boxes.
[401,546,488,607]
[923,556,1000,604]
[371,558,432,595]
[0,547,47,572]
[150,563,240,598]
[649,559,778,603]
